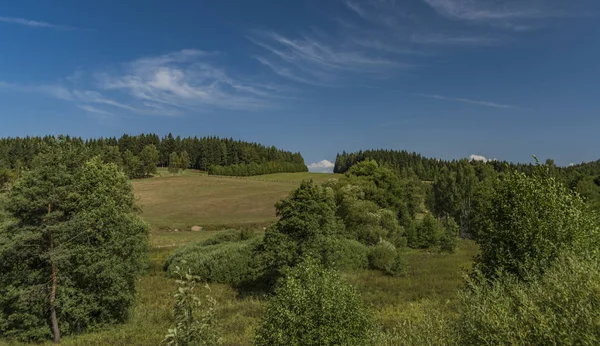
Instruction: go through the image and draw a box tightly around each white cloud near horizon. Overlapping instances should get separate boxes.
[416,93,524,110]
[470,154,496,162]
[0,16,77,30]
[308,160,335,173]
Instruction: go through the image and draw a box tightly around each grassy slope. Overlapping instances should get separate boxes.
[133,171,340,230]
[1,172,478,346]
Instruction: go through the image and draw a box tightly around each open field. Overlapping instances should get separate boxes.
[133,172,341,231]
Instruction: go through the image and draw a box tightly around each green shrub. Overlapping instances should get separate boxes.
[458,253,600,345]
[163,267,222,346]
[439,218,459,253]
[417,214,441,249]
[199,229,255,247]
[475,166,600,281]
[368,240,397,273]
[321,237,369,271]
[165,238,261,285]
[388,250,406,277]
[373,304,456,346]
[255,258,373,346]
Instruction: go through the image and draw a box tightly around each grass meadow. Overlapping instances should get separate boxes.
[1,172,478,346]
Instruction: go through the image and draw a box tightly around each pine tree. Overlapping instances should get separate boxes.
[0,145,148,342]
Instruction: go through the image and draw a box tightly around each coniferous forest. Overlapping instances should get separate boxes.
[0,133,307,180]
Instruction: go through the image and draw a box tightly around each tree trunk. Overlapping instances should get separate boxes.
[48,204,61,344]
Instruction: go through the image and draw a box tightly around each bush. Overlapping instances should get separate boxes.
[255,258,373,346]
[439,218,459,253]
[259,180,343,278]
[321,237,369,271]
[368,240,397,273]
[165,238,262,285]
[417,214,441,249]
[475,167,600,281]
[163,267,221,346]
[458,253,600,345]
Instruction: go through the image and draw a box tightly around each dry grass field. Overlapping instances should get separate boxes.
[133,171,341,230]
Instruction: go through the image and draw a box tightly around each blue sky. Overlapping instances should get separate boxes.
[0,0,599,171]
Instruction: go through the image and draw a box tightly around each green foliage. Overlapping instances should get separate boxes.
[163,267,221,346]
[165,238,261,286]
[255,258,372,346]
[168,152,181,173]
[208,161,308,176]
[139,144,159,177]
[199,229,256,247]
[368,240,397,274]
[122,149,144,179]
[0,148,148,342]
[439,218,459,253]
[335,184,403,245]
[475,166,600,281]
[259,180,343,278]
[343,160,420,223]
[179,151,191,171]
[0,168,15,192]
[458,253,600,345]
[417,214,441,249]
[0,134,306,174]
[321,237,369,271]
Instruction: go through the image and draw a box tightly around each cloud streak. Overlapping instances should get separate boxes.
[100,49,280,112]
[250,30,412,85]
[77,105,114,117]
[0,16,76,30]
[416,93,524,109]
[421,0,572,29]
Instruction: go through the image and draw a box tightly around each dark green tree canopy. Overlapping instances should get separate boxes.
[0,146,149,342]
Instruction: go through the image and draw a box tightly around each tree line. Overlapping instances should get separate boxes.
[0,134,307,179]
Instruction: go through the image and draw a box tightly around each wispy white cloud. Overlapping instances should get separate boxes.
[0,81,73,100]
[421,0,572,29]
[308,160,335,173]
[344,1,407,29]
[250,30,411,85]
[77,105,114,117]
[416,93,524,110]
[410,34,503,46]
[100,49,280,111]
[0,16,76,30]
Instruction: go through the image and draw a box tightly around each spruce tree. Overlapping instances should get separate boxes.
[0,144,148,342]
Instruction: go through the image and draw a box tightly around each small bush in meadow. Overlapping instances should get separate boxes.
[255,258,372,346]
[165,238,261,285]
[368,240,397,273]
[321,237,369,271]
